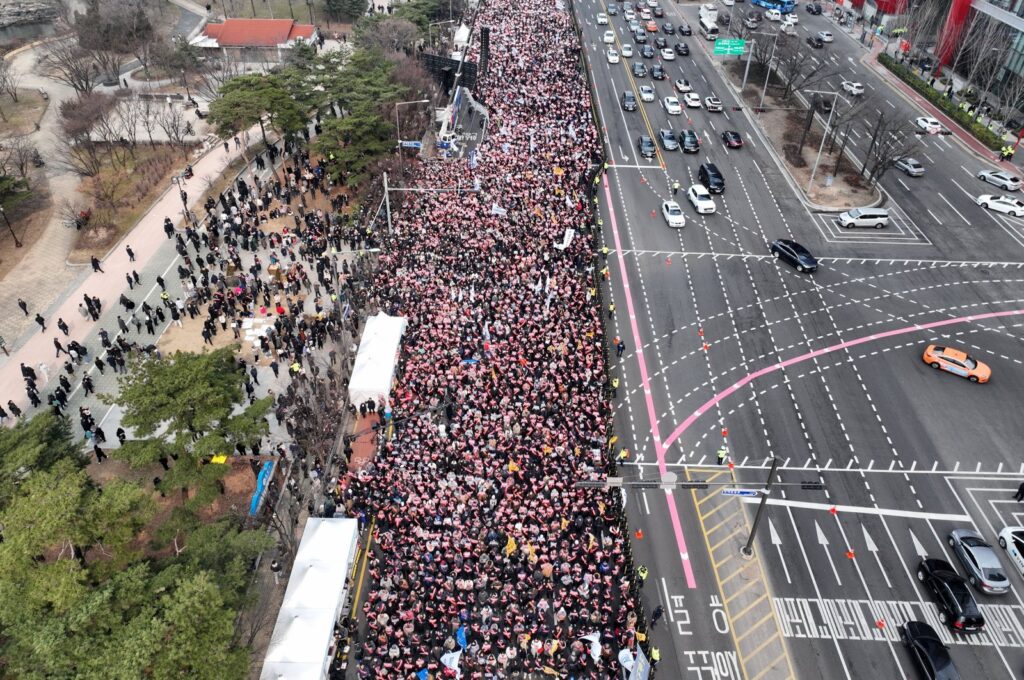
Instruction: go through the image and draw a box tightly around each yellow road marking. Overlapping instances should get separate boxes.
[709,527,744,552]
[729,591,768,620]
[745,632,783,663]
[735,611,776,644]
[704,509,742,535]
[750,652,788,680]
[350,518,375,621]
[719,559,754,587]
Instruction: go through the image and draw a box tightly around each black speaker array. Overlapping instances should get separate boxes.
[480,27,490,76]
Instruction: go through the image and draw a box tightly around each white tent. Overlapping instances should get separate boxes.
[454,23,471,49]
[348,313,407,407]
[260,518,360,680]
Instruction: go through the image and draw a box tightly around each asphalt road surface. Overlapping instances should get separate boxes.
[572,1,1024,679]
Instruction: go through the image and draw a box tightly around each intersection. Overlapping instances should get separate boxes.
[578,0,1024,677]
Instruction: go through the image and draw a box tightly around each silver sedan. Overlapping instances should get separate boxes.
[949,529,1011,594]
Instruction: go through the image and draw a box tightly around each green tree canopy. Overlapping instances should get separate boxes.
[314,100,396,187]
[208,74,306,146]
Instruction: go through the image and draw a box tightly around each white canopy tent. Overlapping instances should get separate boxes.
[347,313,407,407]
[260,518,360,680]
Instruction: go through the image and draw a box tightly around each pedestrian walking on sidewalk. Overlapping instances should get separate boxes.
[54,338,66,357]
[651,604,664,627]
[7,401,21,419]
[34,313,46,332]
[17,298,28,316]
[81,374,94,396]
[126,244,135,262]
[57,318,69,336]
[91,256,104,273]
[126,273,134,290]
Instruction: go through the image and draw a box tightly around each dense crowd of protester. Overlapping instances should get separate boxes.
[344,0,640,676]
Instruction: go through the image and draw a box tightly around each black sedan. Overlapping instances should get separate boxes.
[721,130,743,148]
[653,5,664,16]
[678,22,691,35]
[657,129,678,151]
[806,36,824,49]
[769,239,817,273]
[654,36,668,49]
[917,558,985,632]
[899,621,962,680]
[637,135,657,159]
[680,129,700,153]
[640,44,656,58]
[806,2,822,14]
[651,64,666,80]
[674,42,689,56]
[662,22,674,34]
[632,62,648,78]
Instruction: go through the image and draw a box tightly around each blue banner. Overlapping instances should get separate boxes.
[456,625,467,649]
[248,461,274,516]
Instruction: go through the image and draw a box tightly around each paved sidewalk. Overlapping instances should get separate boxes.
[859,42,1014,171]
[0,135,252,412]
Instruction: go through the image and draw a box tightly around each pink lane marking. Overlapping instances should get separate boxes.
[602,175,698,590]
[661,309,1024,452]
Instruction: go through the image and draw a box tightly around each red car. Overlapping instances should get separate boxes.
[721,130,743,148]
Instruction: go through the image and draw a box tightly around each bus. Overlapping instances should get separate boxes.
[698,16,719,40]
[751,0,796,12]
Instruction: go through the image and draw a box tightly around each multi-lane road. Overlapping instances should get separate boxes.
[574,1,1024,678]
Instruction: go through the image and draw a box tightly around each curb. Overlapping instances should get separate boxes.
[860,49,1008,172]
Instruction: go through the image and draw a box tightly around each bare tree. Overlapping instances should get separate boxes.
[2,135,39,179]
[116,98,143,149]
[892,0,949,60]
[157,104,190,152]
[37,37,101,96]
[944,11,992,81]
[0,60,23,102]
[55,93,115,175]
[358,18,420,55]
[996,73,1024,128]
[772,38,841,101]
[860,113,921,186]
[137,97,161,145]
[193,53,250,102]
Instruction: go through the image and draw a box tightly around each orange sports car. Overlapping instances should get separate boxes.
[922,345,991,383]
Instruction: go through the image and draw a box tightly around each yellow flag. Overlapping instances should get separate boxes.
[553,166,564,176]
[609,435,619,446]
[505,535,517,556]
[549,640,560,655]
[542,445,553,454]
[210,454,228,464]
[526,542,537,558]
[508,460,520,472]
[587,533,596,551]
[560,517,570,530]
[636,631,647,643]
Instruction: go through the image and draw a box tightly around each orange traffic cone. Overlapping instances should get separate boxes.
[635,529,644,540]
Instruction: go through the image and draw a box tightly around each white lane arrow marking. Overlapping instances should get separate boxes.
[816,520,842,586]
[910,529,928,560]
[769,518,792,584]
[862,525,892,589]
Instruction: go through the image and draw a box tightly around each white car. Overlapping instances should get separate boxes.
[976,194,1024,217]
[781,13,798,24]
[664,96,682,114]
[640,8,652,20]
[661,48,675,60]
[607,48,620,63]
[705,95,723,112]
[999,526,1024,578]
[624,9,636,21]
[648,0,659,6]
[722,0,734,5]
[597,12,609,25]
[978,169,1022,191]
[603,30,616,44]
[662,200,686,228]
[818,30,834,42]
[683,92,702,108]
[915,116,943,134]
[894,157,925,177]
[765,9,782,21]
[687,185,717,214]
[841,81,864,96]
[621,44,633,57]
[674,78,692,93]
[639,85,656,102]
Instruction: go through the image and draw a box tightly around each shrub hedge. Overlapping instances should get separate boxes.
[877,53,1005,151]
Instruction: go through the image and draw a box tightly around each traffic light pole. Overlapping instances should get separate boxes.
[741,457,779,558]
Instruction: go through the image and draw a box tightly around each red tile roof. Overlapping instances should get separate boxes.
[202,19,315,48]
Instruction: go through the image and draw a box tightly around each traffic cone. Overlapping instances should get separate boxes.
[635,528,644,540]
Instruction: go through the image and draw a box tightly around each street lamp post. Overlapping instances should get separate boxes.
[395,99,431,177]
[0,205,22,247]
[806,90,841,193]
[757,29,783,112]
[181,69,191,103]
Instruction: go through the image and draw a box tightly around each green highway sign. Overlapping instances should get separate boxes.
[713,38,746,56]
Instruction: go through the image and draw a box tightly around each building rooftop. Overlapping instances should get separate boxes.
[194,18,315,48]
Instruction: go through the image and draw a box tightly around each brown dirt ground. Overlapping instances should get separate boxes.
[0,178,53,278]
[0,88,49,136]
[726,61,879,208]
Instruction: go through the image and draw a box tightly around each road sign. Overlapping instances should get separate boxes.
[400,140,423,149]
[721,488,759,497]
[713,38,746,56]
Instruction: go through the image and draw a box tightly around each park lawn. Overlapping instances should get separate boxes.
[0,88,49,136]
[70,143,190,263]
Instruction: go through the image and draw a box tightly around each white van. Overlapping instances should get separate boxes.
[836,207,890,229]
[699,17,719,40]
[699,3,717,22]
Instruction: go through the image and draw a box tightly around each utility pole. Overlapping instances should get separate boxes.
[833,123,851,175]
[383,172,392,234]
[861,111,884,177]
[758,30,781,112]
[0,205,21,247]
[740,38,755,93]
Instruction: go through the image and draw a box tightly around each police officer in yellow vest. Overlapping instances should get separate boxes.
[610,377,619,398]
[637,564,649,586]
[650,646,661,668]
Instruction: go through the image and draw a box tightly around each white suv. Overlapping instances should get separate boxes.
[978,169,1022,191]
